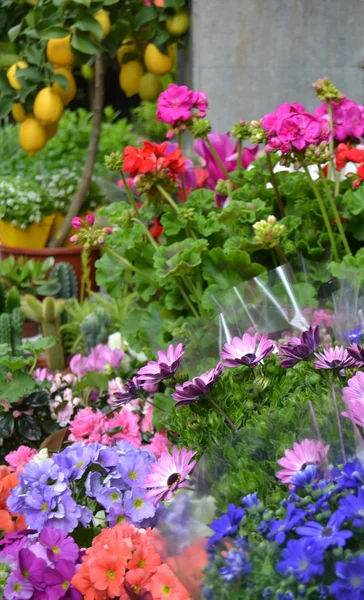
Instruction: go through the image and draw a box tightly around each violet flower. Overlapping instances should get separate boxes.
[347,342,364,364]
[172,362,223,407]
[194,132,258,206]
[86,344,124,373]
[314,346,357,370]
[137,343,185,386]
[112,376,141,406]
[315,98,364,141]
[280,326,320,368]
[342,371,364,427]
[220,333,274,369]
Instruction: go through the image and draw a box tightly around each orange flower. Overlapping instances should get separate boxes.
[120,568,152,600]
[148,563,189,599]
[127,542,161,573]
[90,552,126,598]
[72,564,105,600]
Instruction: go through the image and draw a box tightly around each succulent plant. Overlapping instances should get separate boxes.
[50,262,78,299]
[22,295,65,371]
[81,307,110,353]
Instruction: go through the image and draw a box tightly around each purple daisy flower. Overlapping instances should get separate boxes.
[220,333,274,369]
[172,362,223,407]
[331,556,364,600]
[141,446,196,503]
[276,538,324,584]
[137,343,185,385]
[314,346,356,370]
[296,512,352,549]
[280,326,320,368]
[342,371,364,428]
[112,376,140,406]
[347,342,364,364]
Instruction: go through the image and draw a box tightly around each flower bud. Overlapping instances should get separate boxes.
[231,120,252,140]
[191,118,212,140]
[267,215,276,224]
[312,77,344,102]
[86,214,95,226]
[71,217,83,229]
[105,152,124,172]
[69,234,79,244]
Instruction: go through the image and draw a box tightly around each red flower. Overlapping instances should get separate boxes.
[149,217,163,241]
[163,148,186,175]
[123,142,186,178]
[124,146,155,178]
[336,143,364,172]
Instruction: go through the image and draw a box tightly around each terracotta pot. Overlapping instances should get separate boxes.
[0,244,100,292]
[22,320,40,339]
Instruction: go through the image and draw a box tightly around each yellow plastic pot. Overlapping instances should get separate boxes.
[0,215,55,249]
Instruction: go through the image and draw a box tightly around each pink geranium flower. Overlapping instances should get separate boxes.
[68,406,106,443]
[5,446,37,473]
[103,407,141,448]
[276,439,330,484]
[148,430,170,458]
[315,98,364,141]
[156,84,208,135]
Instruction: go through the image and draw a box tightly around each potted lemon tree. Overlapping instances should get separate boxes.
[0,0,189,249]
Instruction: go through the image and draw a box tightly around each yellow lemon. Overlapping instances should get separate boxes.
[11,103,26,123]
[93,9,111,40]
[46,35,75,67]
[116,37,137,65]
[166,11,190,36]
[6,61,28,90]
[33,88,64,125]
[138,72,162,102]
[19,117,47,156]
[119,61,145,98]
[144,44,175,75]
[52,67,76,105]
[44,122,58,141]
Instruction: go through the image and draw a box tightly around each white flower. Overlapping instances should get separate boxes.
[32,448,49,464]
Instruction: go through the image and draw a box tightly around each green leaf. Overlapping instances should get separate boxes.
[0,372,36,403]
[51,74,69,90]
[160,210,183,236]
[74,14,103,39]
[37,26,69,40]
[85,371,109,392]
[154,239,208,279]
[23,389,50,409]
[0,98,12,119]
[0,356,32,371]
[151,28,170,46]
[8,24,21,43]
[0,413,14,438]
[196,213,224,237]
[152,392,174,430]
[16,414,42,441]
[71,31,102,55]
[134,5,157,29]
[15,67,43,85]
[71,526,101,547]
[185,189,216,211]
[0,75,12,94]
[26,45,43,66]
[23,336,56,354]
[342,186,364,216]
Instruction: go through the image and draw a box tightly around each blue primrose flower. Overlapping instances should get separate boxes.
[276,538,325,584]
[220,548,252,582]
[331,555,364,600]
[207,504,245,549]
[296,512,352,550]
[268,503,306,545]
[339,488,364,528]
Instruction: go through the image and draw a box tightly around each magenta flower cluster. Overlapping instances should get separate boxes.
[262,102,331,154]
[156,83,208,137]
[69,344,125,377]
[0,528,81,600]
[315,97,364,141]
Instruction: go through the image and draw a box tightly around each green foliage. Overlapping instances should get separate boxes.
[131,100,169,142]
[0,255,59,296]
[50,262,78,299]
[81,307,110,353]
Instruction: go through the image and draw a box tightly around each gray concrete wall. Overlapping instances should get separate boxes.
[180,0,364,131]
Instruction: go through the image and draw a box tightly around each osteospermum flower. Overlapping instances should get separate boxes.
[172,362,223,406]
[314,346,356,370]
[141,446,196,503]
[220,333,274,369]
[137,343,185,385]
[280,326,320,368]
[276,439,330,484]
[347,342,364,364]
[112,376,140,406]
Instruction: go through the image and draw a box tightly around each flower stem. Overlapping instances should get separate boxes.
[106,247,155,283]
[237,139,242,169]
[266,153,285,217]
[334,170,341,197]
[80,249,91,304]
[178,130,188,202]
[275,243,289,266]
[144,397,168,414]
[120,171,141,219]
[303,166,339,261]
[132,218,159,250]
[206,138,231,179]
[156,184,180,213]
[177,281,200,318]
[319,166,351,256]
[208,397,238,432]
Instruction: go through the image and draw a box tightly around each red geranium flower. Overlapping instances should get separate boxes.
[336,143,364,172]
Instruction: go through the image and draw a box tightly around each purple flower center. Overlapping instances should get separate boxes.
[167,472,181,487]
[330,359,343,368]
[245,353,257,363]
[321,527,333,537]
[300,461,315,471]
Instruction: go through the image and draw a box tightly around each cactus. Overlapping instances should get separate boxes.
[81,308,110,353]
[0,282,5,315]
[0,313,11,348]
[50,262,78,299]
[6,286,20,313]
[11,307,23,356]
[22,295,65,371]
